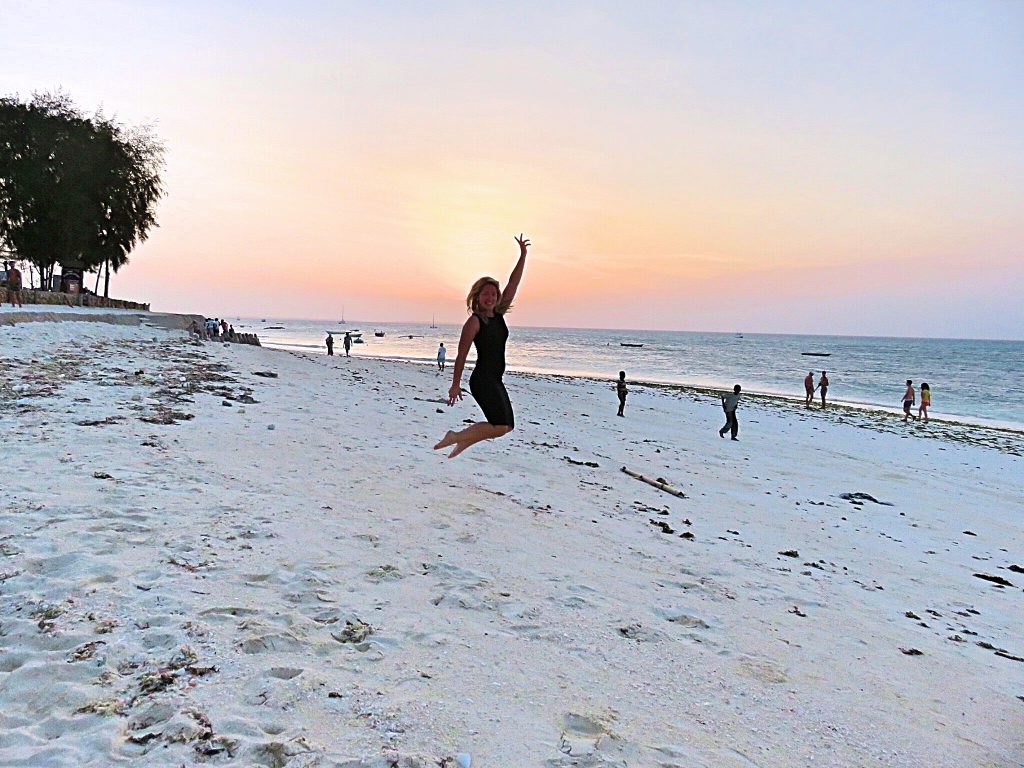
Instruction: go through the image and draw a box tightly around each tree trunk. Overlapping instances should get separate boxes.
[103,259,110,299]
[94,267,102,294]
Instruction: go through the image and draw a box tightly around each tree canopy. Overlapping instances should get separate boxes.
[0,91,165,292]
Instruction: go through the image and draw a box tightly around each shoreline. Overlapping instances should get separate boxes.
[263,342,1024,450]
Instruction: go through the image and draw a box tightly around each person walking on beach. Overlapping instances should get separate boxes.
[719,384,742,440]
[616,370,628,417]
[902,380,917,422]
[817,371,829,409]
[343,332,352,357]
[437,342,446,372]
[325,332,334,356]
[918,382,931,422]
[804,371,815,407]
[433,233,529,459]
[5,261,23,307]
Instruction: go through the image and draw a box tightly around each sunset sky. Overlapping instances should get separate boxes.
[3,1,1023,338]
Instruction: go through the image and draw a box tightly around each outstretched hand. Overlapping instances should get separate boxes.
[515,233,530,256]
[447,384,463,407]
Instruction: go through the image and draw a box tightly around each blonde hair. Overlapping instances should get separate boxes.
[466,276,510,314]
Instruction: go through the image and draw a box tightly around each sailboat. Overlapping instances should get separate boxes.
[340,305,346,324]
[430,315,437,329]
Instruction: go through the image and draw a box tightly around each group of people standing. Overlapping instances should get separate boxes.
[192,317,232,341]
[191,317,260,345]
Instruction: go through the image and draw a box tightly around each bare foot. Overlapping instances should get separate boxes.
[433,430,458,451]
[447,441,470,459]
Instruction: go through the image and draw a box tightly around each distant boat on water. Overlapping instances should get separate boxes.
[801,352,831,357]
[621,342,644,348]
[374,330,385,337]
[430,315,437,329]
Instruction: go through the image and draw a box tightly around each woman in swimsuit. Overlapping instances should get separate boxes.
[433,234,529,458]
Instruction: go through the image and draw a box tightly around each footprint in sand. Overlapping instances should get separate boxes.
[737,655,789,684]
[547,712,642,766]
[238,630,305,655]
[652,607,718,644]
[266,667,304,680]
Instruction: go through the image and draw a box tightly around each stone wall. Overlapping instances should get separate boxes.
[14,290,150,311]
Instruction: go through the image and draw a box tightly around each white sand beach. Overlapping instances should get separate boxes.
[1,313,1022,767]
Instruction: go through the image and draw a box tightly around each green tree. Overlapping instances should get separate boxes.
[0,91,164,296]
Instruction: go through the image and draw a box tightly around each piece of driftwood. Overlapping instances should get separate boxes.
[620,466,687,498]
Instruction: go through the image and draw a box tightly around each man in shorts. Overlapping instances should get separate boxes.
[902,380,917,422]
[5,261,23,307]
[804,372,815,407]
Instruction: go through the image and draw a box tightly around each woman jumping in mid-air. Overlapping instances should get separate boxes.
[433,234,529,458]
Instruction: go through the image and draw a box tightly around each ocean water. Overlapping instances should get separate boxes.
[233,317,1024,431]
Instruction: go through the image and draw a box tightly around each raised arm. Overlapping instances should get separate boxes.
[498,234,529,311]
[447,314,481,406]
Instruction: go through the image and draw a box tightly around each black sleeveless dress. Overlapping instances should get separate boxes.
[469,312,514,427]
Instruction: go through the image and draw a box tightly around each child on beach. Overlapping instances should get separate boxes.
[433,234,529,459]
[326,332,334,356]
[903,380,917,422]
[918,383,930,422]
[616,371,628,417]
[437,342,446,372]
